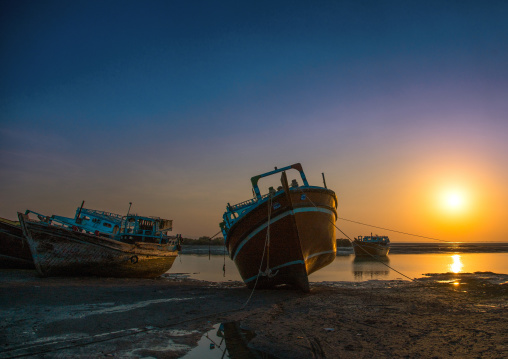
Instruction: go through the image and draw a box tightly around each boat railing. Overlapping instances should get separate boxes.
[358,236,390,244]
[81,208,123,222]
[231,198,255,211]
[119,229,175,244]
[251,163,309,200]
[231,193,271,211]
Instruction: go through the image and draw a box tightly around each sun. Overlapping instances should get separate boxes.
[439,188,469,215]
[445,191,465,210]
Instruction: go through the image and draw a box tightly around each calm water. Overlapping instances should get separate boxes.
[169,245,508,282]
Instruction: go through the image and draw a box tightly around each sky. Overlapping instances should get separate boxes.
[1,0,507,242]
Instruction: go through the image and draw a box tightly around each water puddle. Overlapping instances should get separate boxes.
[181,322,278,359]
[436,279,461,286]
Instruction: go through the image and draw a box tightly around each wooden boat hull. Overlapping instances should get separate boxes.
[353,240,390,257]
[0,218,35,269]
[18,213,178,278]
[226,188,337,292]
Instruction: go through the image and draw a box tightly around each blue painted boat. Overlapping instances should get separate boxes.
[353,235,390,257]
[220,163,338,292]
[18,206,181,278]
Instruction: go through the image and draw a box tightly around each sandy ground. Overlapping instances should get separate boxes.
[0,270,506,358]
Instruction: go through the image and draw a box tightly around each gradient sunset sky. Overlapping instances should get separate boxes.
[1,0,507,241]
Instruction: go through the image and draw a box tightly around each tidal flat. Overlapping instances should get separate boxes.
[0,270,506,358]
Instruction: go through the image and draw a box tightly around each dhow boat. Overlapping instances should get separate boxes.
[220,163,338,292]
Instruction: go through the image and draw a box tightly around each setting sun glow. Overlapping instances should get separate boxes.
[444,191,466,211]
[439,187,469,215]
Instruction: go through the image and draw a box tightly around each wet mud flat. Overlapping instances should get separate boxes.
[0,270,506,358]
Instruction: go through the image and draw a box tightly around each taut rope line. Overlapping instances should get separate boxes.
[296,187,417,282]
[241,192,273,309]
[337,217,453,243]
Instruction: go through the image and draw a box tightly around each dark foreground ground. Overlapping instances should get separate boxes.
[0,270,506,359]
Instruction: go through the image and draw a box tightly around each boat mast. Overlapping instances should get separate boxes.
[76,200,85,221]
[123,202,132,234]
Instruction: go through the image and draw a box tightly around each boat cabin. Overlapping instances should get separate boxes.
[51,207,122,236]
[220,163,315,239]
[119,215,174,244]
[24,209,178,246]
[356,235,390,244]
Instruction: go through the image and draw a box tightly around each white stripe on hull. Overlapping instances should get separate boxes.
[232,207,335,260]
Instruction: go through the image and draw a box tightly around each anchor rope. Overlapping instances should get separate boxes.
[296,187,417,282]
[206,230,222,260]
[241,192,273,309]
[208,230,222,241]
[337,217,453,243]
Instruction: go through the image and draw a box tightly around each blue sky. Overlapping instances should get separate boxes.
[1,0,507,240]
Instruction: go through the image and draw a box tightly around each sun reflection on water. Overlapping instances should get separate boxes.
[450,254,463,273]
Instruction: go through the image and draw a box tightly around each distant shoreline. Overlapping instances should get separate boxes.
[182,242,508,255]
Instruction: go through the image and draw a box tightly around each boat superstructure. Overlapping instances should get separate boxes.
[47,202,123,237]
[353,235,390,257]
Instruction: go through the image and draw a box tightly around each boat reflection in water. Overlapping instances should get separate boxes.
[183,321,277,359]
[352,256,390,280]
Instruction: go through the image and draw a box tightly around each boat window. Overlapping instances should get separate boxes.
[103,223,112,228]
[139,219,154,231]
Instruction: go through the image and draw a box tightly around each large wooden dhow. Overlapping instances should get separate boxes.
[220,163,338,292]
[18,210,181,278]
[0,217,34,269]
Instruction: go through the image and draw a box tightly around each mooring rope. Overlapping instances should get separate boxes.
[296,187,417,282]
[337,217,453,243]
[241,192,273,309]
[206,230,222,260]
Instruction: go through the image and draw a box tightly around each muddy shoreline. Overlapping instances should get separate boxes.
[0,270,506,358]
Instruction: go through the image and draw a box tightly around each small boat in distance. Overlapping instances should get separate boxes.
[220,163,338,292]
[353,235,390,257]
[18,207,181,278]
[0,217,34,269]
